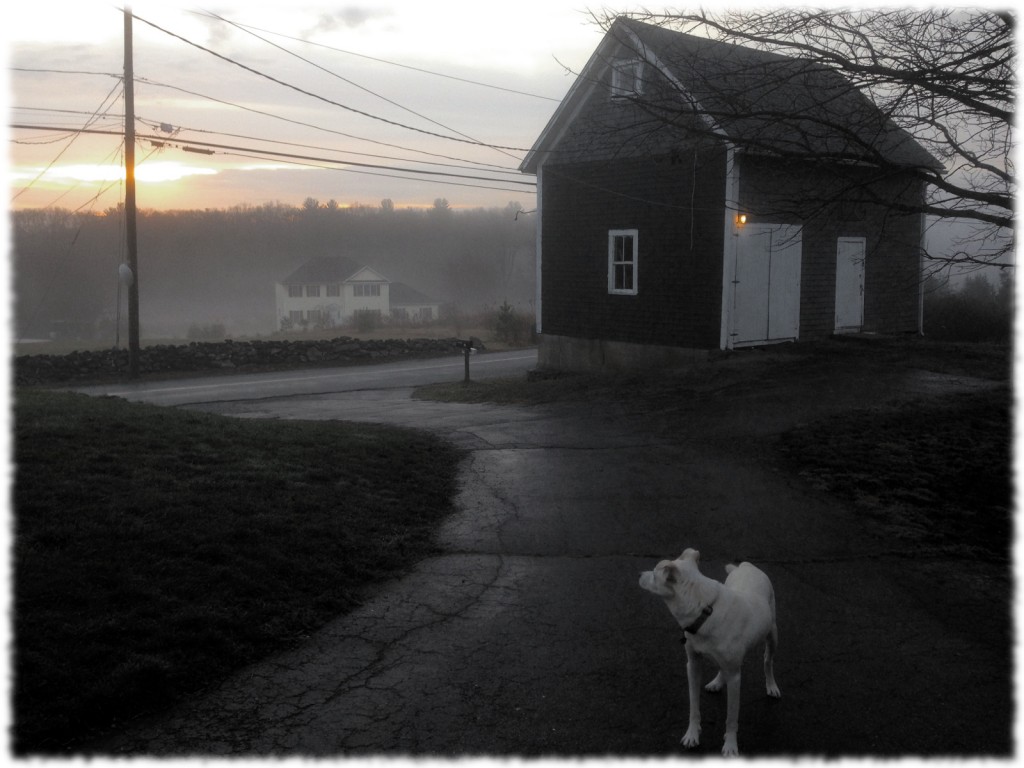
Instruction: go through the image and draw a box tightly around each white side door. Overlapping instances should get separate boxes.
[835,237,866,332]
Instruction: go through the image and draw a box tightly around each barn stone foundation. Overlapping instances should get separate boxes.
[537,333,710,373]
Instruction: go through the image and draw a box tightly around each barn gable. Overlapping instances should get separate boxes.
[523,18,941,174]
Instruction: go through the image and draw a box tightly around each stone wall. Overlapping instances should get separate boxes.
[15,337,465,386]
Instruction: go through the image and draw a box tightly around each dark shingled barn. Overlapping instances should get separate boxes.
[520,17,942,371]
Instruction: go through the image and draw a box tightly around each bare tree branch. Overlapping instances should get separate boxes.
[590,8,1014,268]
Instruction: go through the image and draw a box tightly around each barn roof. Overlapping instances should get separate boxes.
[521,17,941,174]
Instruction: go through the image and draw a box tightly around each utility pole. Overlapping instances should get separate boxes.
[124,6,140,378]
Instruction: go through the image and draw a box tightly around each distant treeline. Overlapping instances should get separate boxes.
[12,199,536,341]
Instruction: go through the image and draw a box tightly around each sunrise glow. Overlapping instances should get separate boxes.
[41,162,218,184]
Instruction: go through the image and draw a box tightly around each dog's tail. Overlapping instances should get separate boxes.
[724,557,743,574]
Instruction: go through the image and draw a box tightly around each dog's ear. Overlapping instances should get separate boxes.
[661,562,680,584]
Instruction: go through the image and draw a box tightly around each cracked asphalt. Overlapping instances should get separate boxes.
[90,354,1012,757]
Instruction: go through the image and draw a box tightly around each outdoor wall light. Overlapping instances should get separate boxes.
[736,213,748,227]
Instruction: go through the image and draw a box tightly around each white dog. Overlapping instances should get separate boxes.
[639,548,781,756]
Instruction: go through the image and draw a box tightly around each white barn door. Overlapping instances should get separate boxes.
[732,224,802,346]
[835,237,865,333]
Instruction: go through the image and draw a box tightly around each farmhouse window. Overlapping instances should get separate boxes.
[288,285,303,298]
[354,283,382,297]
[289,310,304,323]
[611,58,644,99]
[305,285,320,298]
[327,283,341,297]
[608,230,639,295]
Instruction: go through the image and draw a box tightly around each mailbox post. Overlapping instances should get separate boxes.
[453,337,485,382]
[454,338,473,382]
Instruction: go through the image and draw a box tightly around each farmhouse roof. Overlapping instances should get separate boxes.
[521,17,942,174]
[281,256,366,285]
[390,283,438,306]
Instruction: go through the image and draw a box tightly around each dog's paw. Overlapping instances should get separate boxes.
[705,673,724,693]
[681,724,701,748]
[722,733,740,757]
[767,681,781,698]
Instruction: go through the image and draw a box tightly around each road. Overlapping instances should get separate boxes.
[73,349,538,406]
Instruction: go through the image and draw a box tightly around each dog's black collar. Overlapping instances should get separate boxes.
[681,605,714,644]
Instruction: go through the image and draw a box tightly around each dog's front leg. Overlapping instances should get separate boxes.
[722,670,742,757]
[764,624,781,698]
[681,643,702,748]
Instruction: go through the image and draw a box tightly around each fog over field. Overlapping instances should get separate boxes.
[12,200,536,342]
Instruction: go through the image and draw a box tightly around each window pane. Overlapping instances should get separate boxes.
[616,264,634,290]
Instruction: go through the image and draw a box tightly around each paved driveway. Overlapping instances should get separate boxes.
[89,351,1012,757]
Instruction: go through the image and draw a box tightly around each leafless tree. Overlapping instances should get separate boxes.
[594,8,1013,271]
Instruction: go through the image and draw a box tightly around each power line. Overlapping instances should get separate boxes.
[201,8,520,162]
[131,12,539,154]
[11,124,537,188]
[160,134,537,186]
[222,150,534,195]
[186,10,562,103]
[19,105,524,176]
[148,135,537,186]
[11,67,119,78]
[11,80,124,203]
[159,125,527,177]
[133,76,520,171]
[12,20,551,170]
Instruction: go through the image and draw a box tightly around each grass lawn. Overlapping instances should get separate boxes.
[13,390,465,753]
[778,387,1012,561]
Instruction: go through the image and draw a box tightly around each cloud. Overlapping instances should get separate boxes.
[303,6,387,37]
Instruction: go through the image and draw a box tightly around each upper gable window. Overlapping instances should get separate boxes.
[354,283,382,297]
[610,58,645,99]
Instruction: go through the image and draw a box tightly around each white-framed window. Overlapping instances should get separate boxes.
[327,284,341,297]
[608,229,639,295]
[305,284,320,298]
[354,283,382,297]
[288,285,303,298]
[611,58,645,99]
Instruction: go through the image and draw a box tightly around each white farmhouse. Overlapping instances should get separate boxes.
[276,256,440,330]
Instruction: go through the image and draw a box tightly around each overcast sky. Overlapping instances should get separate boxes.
[7,0,609,212]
